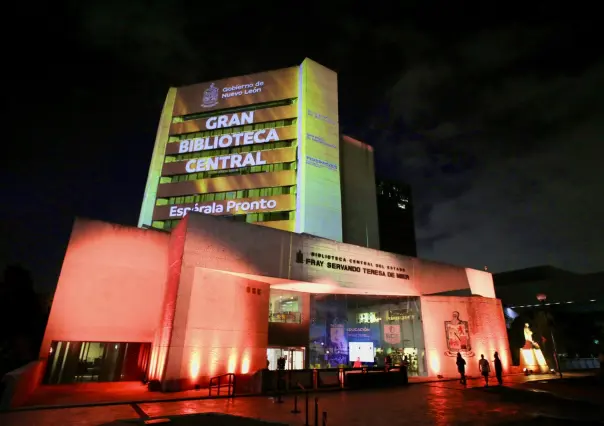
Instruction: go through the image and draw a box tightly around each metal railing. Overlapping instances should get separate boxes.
[209,373,236,397]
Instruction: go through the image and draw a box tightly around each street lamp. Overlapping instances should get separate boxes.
[537,293,562,378]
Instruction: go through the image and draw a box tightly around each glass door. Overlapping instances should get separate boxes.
[267,347,305,370]
[288,348,305,370]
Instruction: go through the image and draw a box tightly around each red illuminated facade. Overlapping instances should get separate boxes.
[38,214,511,391]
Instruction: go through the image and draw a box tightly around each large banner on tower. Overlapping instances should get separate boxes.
[173,67,299,116]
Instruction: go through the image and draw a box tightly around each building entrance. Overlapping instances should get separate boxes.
[267,347,305,370]
[43,341,151,384]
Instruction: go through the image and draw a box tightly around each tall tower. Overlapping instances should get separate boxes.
[139,59,343,242]
[376,180,417,257]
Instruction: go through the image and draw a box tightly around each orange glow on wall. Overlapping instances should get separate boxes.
[241,353,251,374]
[38,213,508,395]
[227,351,238,374]
[420,296,511,377]
[189,351,201,380]
[160,258,270,388]
[148,217,188,384]
[428,350,441,375]
[41,219,170,360]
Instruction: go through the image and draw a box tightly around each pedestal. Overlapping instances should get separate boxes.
[519,348,549,373]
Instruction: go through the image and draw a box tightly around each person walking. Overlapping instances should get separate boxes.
[493,352,503,385]
[456,353,467,385]
[479,354,491,387]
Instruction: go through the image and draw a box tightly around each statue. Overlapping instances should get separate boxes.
[523,323,540,349]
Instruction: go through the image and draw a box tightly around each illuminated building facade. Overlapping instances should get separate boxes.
[34,214,511,394]
[4,61,512,404]
[139,58,343,242]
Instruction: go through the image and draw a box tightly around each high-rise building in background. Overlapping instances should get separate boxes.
[376,180,417,257]
[139,58,343,242]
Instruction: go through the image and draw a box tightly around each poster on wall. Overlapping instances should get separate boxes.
[384,325,401,344]
[330,324,347,352]
[444,311,475,357]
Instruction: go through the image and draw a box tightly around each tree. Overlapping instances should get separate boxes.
[0,264,47,378]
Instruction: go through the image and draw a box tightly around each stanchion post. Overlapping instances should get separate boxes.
[322,411,327,426]
[291,394,300,414]
[304,391,309,426]
[314,397,319,426]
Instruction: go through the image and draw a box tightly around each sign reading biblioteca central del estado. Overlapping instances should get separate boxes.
[295,250,410,281]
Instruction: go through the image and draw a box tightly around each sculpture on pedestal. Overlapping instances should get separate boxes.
[519,322,549,373]
[523,323,540,349]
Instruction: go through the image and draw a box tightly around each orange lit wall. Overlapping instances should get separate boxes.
[161,269,269,389]
[41,219,170,358]
[420,296,511,378]
[39,213,505,392]
[414,258,495,297]
[148,217,188,382]
[181,213,497,298]
[158,216,270,390]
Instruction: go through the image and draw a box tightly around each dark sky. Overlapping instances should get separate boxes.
[2,1,602,291]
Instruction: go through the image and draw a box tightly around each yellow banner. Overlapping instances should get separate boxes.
[157,170,297,198]
[161,148,296,176]
[169,105,297,135]
[152,194,295,220]
[165,126,297,155]
[173,67,298,116]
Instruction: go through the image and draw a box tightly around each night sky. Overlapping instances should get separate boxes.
[2,2,602,292]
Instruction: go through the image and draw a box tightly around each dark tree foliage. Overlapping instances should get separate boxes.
[0,264,48,378]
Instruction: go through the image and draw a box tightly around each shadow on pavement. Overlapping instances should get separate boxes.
[99,413,287,426]
[500,416,604,425]
[468,385,604,423]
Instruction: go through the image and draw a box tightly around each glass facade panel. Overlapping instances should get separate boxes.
[309,295,426,376]
[269,289,303,323]
[43,341,151,384]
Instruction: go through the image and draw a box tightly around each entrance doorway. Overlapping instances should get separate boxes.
[44,341,151,384]
[267,347,305,370]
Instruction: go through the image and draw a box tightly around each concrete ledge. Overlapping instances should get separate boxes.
[0,361,45,410]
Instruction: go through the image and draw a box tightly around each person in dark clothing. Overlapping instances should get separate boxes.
[456,353,466,385]
[494,352,503,385]
[385,354,392,371]
[479,354,490,387]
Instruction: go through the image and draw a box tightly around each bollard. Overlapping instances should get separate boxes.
[322,411,327,426]
[314,397,319,426]
[291,394,300,413]
[304,391,309,426]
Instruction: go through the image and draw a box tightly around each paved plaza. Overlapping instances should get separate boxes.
[1,374,603,425]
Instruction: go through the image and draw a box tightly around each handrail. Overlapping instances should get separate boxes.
[208,373,236,397]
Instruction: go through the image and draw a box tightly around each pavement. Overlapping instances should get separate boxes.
[1,373,602,425]
[19,374,463,408]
